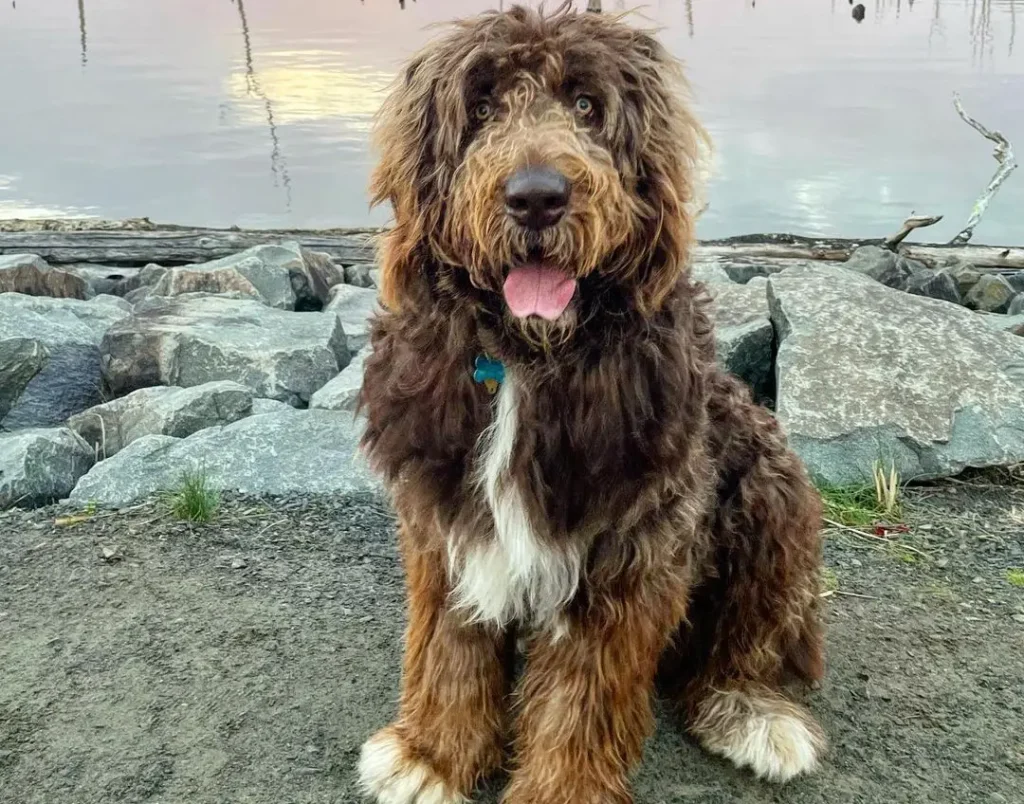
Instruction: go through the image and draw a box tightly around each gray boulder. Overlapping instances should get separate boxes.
[325,284,380,352]
[704,278,774,399]
[343,263,376,289]
[0,338,47,422]
[842,246,924,290]
[369,268,381,289]
[905,269,962,306]
[147,244,307,310]
[965,274,1016,313]
[310,352,366,412]
[0,428,95,509]
[0,294,133,430]
[978,312,1024,335]
[937,260,982,298]
[65,264,141,297]
[70,408,379,507]
[300,248,346,309]
[101,294,349,406]
[769,263,1024,486]
[715,258,802,285]
[690,261,731,286]
[0,254,89,299]
[1007,273,1024,294]
[1008,293,1024,316]
[67,381,253,459]
[251,397,295,415]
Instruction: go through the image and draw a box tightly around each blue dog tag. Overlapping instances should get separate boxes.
[473,355,505,394]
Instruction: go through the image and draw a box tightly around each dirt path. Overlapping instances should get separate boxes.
[2,482,1023,804]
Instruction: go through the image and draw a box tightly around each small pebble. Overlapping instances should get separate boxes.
[230,558,247,570]
[851,558,862,568]
[1012,614,1024,624]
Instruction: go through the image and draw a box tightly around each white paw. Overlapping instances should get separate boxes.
[694,690,825,783]
[715,710,822,782]
[358,728,465,804]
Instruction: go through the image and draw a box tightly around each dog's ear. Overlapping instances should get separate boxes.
[621,31,711,313]
[369,53,436,311]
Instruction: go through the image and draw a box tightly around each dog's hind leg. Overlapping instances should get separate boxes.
[358,521,511,804]
[665,373,827,783]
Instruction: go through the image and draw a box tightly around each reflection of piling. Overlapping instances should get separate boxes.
[232,0,292,210]
[77,0,87,66]
[1010,0,1017,57]
[587,0,601,12]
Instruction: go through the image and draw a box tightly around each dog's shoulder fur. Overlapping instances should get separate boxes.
[359,265,719,539]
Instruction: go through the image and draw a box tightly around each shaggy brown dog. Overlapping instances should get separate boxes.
[356,5,826,803]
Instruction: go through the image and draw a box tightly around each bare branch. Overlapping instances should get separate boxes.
[883,214,944,250]
[949,91,1018,245]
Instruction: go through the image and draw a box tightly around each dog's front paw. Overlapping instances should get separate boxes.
[358,727,467,804]
[691,688,826,783]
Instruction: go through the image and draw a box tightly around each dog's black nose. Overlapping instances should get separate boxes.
[504,167,570,230]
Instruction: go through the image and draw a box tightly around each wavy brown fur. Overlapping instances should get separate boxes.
[356,5,825,803]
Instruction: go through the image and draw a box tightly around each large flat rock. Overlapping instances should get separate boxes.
[768,263,1024,486]
[325,284,380,353]
[0,427,95,509]
[0,294,133,429]
[70,408,379,507]
[0,254,89,299]
[309,352,366,412]
[101,295,350,406]
[703,277,774,399]
[67,381,254,459]
[138,242,345,311]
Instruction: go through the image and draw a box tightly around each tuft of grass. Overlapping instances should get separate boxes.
[819,460,903,527]
[819,485,883,527]
[873,460,901,520]
[1008,569,1024,588]
[821,567,840,594]
[165,469,219,523]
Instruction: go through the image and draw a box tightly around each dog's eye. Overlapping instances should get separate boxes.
[574,95,595,117]
[474,100,493,121]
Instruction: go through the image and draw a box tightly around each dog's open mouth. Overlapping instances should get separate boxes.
[502,263,577,321]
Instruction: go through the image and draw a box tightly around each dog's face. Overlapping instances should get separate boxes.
[371,4,708,346]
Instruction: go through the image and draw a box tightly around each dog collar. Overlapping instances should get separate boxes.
[473,354,504,395]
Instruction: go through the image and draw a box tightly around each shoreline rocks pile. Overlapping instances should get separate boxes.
[2,239,1023,509]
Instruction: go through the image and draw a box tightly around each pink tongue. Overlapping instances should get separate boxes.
[502,265,577,320]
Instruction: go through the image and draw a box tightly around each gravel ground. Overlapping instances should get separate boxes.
[1,479,1023,804]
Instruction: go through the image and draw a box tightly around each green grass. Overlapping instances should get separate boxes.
[164,469,219,523]
[819,483,903,527]
[821,566,840,593]
[1007,569,1024,588]
[818,461,904,527]
[819,485,887,527]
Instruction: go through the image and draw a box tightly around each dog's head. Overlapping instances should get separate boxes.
[371,3,709,347]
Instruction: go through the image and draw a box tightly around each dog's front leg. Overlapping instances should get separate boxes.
[503,577,685,804]
[358,525,511,804]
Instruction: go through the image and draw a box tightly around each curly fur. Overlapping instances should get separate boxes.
[356,5,826,803]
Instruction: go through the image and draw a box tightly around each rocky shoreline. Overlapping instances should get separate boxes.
[2,223,1023,510]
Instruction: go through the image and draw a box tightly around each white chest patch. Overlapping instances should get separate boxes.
[448,373,581,630]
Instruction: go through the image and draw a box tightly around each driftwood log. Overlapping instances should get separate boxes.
[949,92,1018,246]
[0,222,1021,271]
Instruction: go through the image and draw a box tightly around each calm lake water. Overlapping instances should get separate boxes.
[1,0,1022,242]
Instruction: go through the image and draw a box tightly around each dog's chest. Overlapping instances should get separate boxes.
[447,373,581,630]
